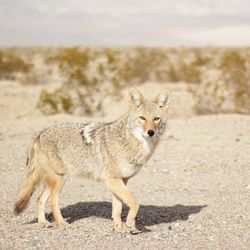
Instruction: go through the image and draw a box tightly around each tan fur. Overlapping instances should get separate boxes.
[14,88,170,233]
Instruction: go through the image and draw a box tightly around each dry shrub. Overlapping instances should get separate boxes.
[154,48,210,83]
[38,85,104,116]
[39,47,171,116]
[38,47,207,115]
[0,49,32,79]
[178,62,201,84]
[220,51,250,112]
[190,50,250,114]
[46,47,90,86]
[38,87,74,115]
[76,87,103,116]
[118,47,168,85]
[155,61,202,84]
[192,48,211,67]
[34,47,249,116]
[39,47,104,116]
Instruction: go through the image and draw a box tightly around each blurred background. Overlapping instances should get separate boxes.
[0,0,250,118]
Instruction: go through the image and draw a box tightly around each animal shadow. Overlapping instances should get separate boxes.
[41,201,206,231]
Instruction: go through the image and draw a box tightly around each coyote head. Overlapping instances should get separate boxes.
[128,87,170,140]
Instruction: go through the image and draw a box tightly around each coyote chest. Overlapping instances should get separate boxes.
[119,159,143,178]
[118,139,154,178]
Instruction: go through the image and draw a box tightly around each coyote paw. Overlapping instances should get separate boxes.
[126,223,143,235]
[113,223,130,233]
[38,220,52,228]
[129,227,143,235]
[58,221,70,230]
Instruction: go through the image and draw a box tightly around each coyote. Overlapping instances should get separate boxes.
[14,87,170,233]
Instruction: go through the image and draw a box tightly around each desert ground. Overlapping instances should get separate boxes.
[0,79,249,250]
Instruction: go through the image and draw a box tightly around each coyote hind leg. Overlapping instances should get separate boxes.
[37,184,51,227]
[48,174,69,229]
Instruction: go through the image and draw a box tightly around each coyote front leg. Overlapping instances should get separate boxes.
[112,194,130,233]
[111,179,130,233]
[106,178,139,233]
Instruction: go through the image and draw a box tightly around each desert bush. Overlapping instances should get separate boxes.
[155,62,179,82]
[38,87,74,115]
[156,61,201,84]
[40,47,103,115]
[38,85,104,116]
[190,50,250,114]
[118,47,168,85]
[178,62,201,84]
[154,48,210,83]
[38,47,205,116]
[76,87,103,116]
[47,47,91,86]
[220,51,250,113]
[0,49,32,79]
[37,47,250,116]
[192,48,211,67]
[39,47,171,115]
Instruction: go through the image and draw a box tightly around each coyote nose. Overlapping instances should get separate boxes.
[147,130,155,137]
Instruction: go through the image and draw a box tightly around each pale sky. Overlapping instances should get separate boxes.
[0,0,250,46]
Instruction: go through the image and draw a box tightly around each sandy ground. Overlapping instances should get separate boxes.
[0,81,249,249]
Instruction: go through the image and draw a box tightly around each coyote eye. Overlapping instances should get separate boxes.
[139,116,146,121]
[154,117,160,121]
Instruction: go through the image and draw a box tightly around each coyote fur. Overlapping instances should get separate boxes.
[14,87,170,233]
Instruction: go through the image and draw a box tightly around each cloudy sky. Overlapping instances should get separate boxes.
[0,0,250,46]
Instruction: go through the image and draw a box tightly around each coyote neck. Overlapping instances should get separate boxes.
[108,116,158,165]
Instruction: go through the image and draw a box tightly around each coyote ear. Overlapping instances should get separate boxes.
[129,87,145,107]
[153,89,170,108]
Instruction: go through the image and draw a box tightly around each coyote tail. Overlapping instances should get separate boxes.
[14,134,41,215]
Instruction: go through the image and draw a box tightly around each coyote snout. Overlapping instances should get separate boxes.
[147,129,154,137]
[14,87,170,234]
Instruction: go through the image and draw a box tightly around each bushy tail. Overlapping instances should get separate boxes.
[14,135,41,215]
